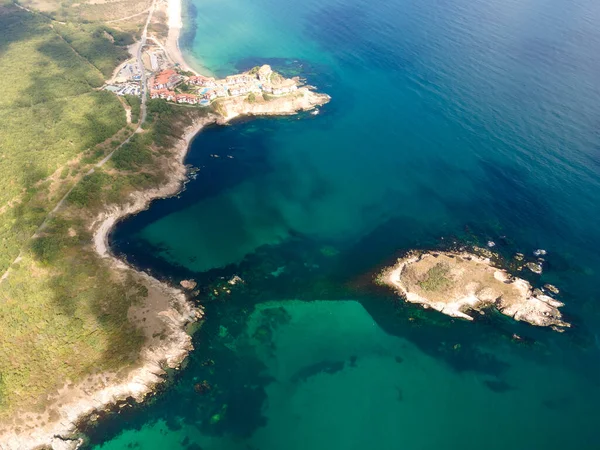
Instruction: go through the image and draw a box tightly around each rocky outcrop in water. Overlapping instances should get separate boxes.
[379,251,569,331]
[180,279,197,290]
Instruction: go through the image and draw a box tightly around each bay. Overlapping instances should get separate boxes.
[91,0,600,448]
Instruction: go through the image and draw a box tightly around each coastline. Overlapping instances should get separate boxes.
[0,0,330,445]
[0,118,212,450]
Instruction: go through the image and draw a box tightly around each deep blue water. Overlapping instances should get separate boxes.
[92,0,600,448]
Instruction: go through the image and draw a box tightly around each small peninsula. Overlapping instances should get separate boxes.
[379,251,570,330]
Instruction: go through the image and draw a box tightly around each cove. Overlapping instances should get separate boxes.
[92,0,600,448]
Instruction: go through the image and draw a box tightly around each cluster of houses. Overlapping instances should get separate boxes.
[148,65,299,107]
[104,82,141,96]
[103,59,145,96]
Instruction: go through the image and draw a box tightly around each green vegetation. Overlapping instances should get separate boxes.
[247,92,256,103]
[0,3,159,420]
[0,7,130,273]
[111,134,153,171]
[418,262,452,292]
[0,241,146,411]
[19,0,153,24]
[124,94,141,123]
[177,83,192,93]
[270,72,284,84]
[177,69,195,77]
[99,25,135,46]
[64,100,211,217]
[0,0,216,429]
[53,22,130,77]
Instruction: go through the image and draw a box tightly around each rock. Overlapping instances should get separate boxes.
[180,279,197,290]
[526,262,543,274]
[228,275,243,285]
[473,246,494,258]
[487,241,496,248]
[514,253,525,261]
[536,294,564,308]
[505,296,569,329]
[533,249,547,256]
[544,283,560,294]
[194,380,211,395]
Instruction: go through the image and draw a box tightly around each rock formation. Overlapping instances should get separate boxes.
[379,251,569,330]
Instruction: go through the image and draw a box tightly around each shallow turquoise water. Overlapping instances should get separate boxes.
[94,0,600,447]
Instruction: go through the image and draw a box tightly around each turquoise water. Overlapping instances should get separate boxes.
[93,0,600,448]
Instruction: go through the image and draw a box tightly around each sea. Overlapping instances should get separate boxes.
[90,0,600,448]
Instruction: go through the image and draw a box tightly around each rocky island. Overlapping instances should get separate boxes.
[379,251,570,330]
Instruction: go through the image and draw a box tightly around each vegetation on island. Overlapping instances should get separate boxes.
[416,262,452,292]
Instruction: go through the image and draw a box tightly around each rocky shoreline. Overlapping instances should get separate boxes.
[0,0,330,442]
[0,119,210,450]
[0,78,329,449]
[217,88,330,122]
[379,250,570,331]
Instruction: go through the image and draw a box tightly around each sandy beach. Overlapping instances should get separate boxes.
[165,0,200,75]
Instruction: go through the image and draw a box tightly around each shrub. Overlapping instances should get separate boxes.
[67,171,109,207]
[418,263,451,292]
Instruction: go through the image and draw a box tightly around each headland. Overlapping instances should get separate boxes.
[0,0,329,447]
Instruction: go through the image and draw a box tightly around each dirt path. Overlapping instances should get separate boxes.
[0,0,156,285]
[105,7,152,23]
[117,96,133,124]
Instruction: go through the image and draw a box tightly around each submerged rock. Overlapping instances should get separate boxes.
[526,262,543,274]
[194,380,212,395]
[378,251,569,330]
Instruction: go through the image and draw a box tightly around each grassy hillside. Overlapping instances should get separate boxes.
[0,2,136,415]
[0,2,211,428]
[0,98,209,419]
[18,0,152,23]
[0,7,129,273]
